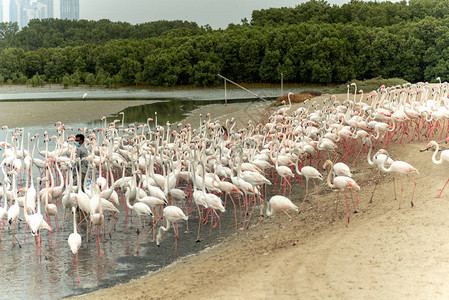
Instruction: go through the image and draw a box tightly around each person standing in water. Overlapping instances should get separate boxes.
[74,134,89,190]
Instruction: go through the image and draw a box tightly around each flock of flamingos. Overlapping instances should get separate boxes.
[1,80,449,283]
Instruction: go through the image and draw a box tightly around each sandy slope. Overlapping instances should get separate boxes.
[70,94,449,300]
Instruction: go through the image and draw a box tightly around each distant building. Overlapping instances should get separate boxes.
[9,0,18,24]
[60,0,79,20]
[8,0,57,29]
[46,0,54,18]
[5,0,77,29]
[0,0,3,22]
[19,0,28,29]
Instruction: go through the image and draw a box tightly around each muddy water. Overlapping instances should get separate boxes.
[0,87,285,299]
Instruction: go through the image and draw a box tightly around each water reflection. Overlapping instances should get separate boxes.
[102,98,262,128]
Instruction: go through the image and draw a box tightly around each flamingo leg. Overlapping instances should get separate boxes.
[398,176,404,209]
[313,180,321,211]
[407,174,417,208]
[209,210,214,247]
[228,194,238,228]
[335,191,339,217]
[167,222,179,261]
[196,205,202,242]
[258,194,265,225]
[299,179,309,213]
[72,254,76,283]
[174,223,179,261]
[283,210,298,245]
[352,142,364,166]
[274,213,282,248]
[392,176,397,201]
[369,171,381,204]
[0,220,4,240]
[244,195,257,229]
[348,189,360,220]
[342,191,349,227]
[435,176,449,198]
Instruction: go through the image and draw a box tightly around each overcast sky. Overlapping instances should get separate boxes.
[78,0,400,29]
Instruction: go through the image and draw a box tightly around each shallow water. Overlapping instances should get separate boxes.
[0,87,289,299]
[0,83,325,101]
[0,186,245,299]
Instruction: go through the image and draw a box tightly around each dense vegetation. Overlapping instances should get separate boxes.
[0,0,447,87]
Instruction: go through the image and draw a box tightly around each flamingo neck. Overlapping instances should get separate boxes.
[325,161,335,188]
[379,153,392,173]
[366,138,374,166]
[73,208,77,234]
[431,142,443,165]
[125,187,133,210]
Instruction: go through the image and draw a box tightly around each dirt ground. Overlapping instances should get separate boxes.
[66,94,449,300]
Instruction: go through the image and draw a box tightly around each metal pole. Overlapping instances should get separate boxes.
[217,74,267,102]
[224,79,227,105]
[281,73,284,97]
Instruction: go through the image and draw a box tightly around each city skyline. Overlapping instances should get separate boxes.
[2,0,401,29]
[78,0,401,29]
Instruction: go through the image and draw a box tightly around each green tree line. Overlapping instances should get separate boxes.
[0,0,448,87]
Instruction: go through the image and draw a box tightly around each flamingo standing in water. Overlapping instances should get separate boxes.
[156,205,188,260]
[68,207,82,283]
[7,172,21,246]
[199,161,225,246]
[0,178,8,240]
[23,186,52,258]
[125,176,153,234]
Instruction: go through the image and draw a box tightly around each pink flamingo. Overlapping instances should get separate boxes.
[265,195,298,247]
[323,160,360,227]
[365,137,393,203]
[426,140,449,198]
[294,152,323,212]
[0,178,8,241]
[199,161,225,245]
[156,205,188,260]
[333,162,352,177]
[375,149,419,209]
[212,164,242,228]
[273,144,294,196]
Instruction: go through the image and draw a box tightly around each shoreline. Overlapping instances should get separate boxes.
[71,138,448,300]
[70,93,449,299]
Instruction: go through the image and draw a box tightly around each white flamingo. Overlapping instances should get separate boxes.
[68,207,82,283]
[156,205,188,260]
[323,160,360,227]
[375,149,419,209]
[426,140,449,198]
[265,195,298,247]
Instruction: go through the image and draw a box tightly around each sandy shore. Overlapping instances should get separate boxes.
[60,94,449,300]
